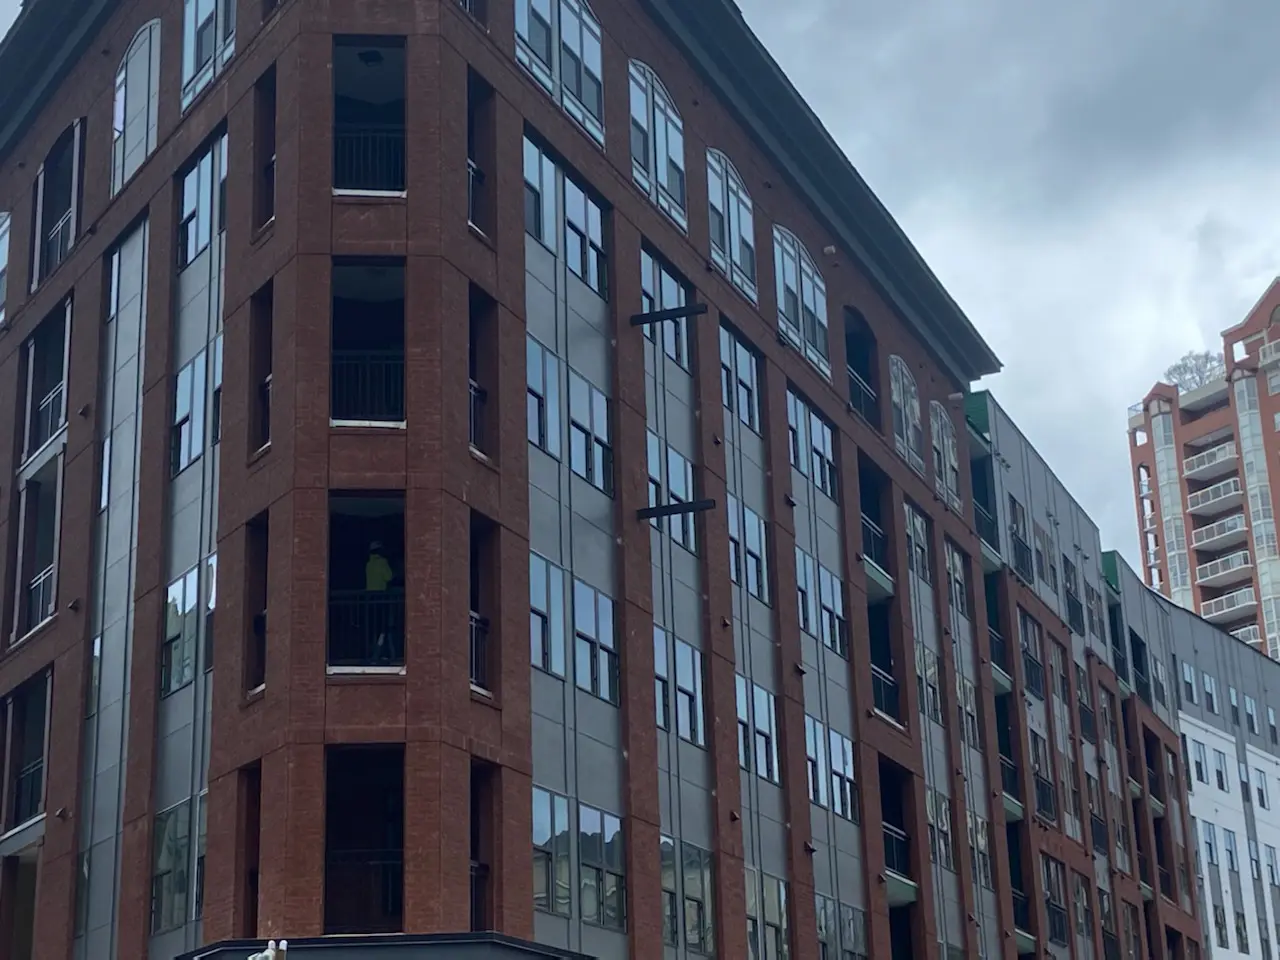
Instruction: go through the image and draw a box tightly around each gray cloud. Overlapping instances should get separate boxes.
[736,0,1280,565]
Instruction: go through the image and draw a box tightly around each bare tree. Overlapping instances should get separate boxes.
[1163,350,1225,392]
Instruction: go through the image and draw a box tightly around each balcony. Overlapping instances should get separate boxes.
[1045,902,1068,945]
[1137,854,1154,900]
[328,589,406,668]
[467,159,486,230]
[861,515,894,600]
[1190,512,1248,551]
[1126,752,1143,797]
[1134,670,1152,707]
[1183,440,1238,480]
[11,757,42,827]
[469,612,490,693]
[1065,590,1085,636]
[1158,865,1173,901]
[1195,549,1252,587]
[1033,774,1057,822]
[1022,652,1045,699]
[1261,338,1280,367]
[1000,755,1025,821]
[1012,890,1036,954]
[334,124,406,194]
[1078,703,1097,744]
[468,379,488,454]
[25,564,55,634]
[28,383,64,457]
[848,367,878,427]
[42,208,73,279]
[882,823,917,905]
[1187,476,1243,516]
[974,502,1002,572]
[871,665,901,722]
[1011,532,1034,585]
[1091,813,1108,854]
[332,349,406,424]
[1232,623,1263,648]
[470,860,490,932]
[1200,586,1257,624]
[989,627,1013,693]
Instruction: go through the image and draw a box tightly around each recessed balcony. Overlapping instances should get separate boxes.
[1183,440,1238,481]
[1190,513,1248,552]
[1186,476,1243,516]
[1195,549,1252,588]
[1260,339,1280,367]
[1200,586,1257,625]
[1232,623,1262,648]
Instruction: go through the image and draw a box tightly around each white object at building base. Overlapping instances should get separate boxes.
[247,940,288,960]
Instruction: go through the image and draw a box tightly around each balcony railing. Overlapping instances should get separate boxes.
[1111,643,1129,684]
[470,860,490,931]
[26,564,55,632]
[260,154,276,224]
[848,368,879,427]
[1261,339,1280,367]
[1146,767,1164,802]
[1187,476,1242,513]
[332,349,406,423]
[871,664,900,720]
[1065,590,1085,635]
[1079,703,1097,744]
[1232,623,1262,647]
[334,124,406,193]
[1191,513,1247,548]
[1158,866,1172,900]
[1011,532,1034,583]
[1033,774,1057,821]
[1134,671,1152,706]
[1022,652,1045,699]
[467,159,485,230]
[468,379,487,453]
[1000,755,1021,800]
[1200,586,1256,621]
[29,381,64,454]
[1046,902,1068,945]
[1195,549,1251,584]
[989,627,1010,675]
[256,374,272,448]
[469,612,490,691]
[861,515,889,572]
[1137,852,1151,886]
[883,823,910,876]
[1011,890,1031,932]
[324,848,404,934]
[974,502,1000,552]
[1183,440,1237,477]
[1102,931,1121,960]
[328,589,406,667]
[11,757,42,826]
[43,208,73,279]
[1090,813,1108,854]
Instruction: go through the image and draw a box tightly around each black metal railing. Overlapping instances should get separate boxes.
[42,208,73,280]
[29,381,64,454]
[1111,643,1130,684]
[1134,670,1152,706]
[1046,902,1068,945]
[1078,703,1097,743]
[1011,533,1034,583]
[332,349,406,422]
[1033,774,1057,821]
[259,154,276,225]
[1065,591,1085,635]
[327,589,406,667]
[974,501,1000,552]
[848,368,879,427]
[1158,866,1172,900]
[334,124,406,193]
[469,612,490,691]
[469,379,487,453]
[470,860,490,931]
[26,564,55,633]
[1000,755,1021,800]
[861,515,889,572]
[1022,652,1045,699]
[1103,931,1121,960]
[883,823,910,876]
[871,665,900,720]
[989,626,1010,675]
[1011,890,1031,931]
[456,0,484,18]
[1138,852,1151,886]
[1091,814,1108,854]
[324,848,404,934]
[1146,767,1163,802]
[467,158,486,230]
[11,757,43,826]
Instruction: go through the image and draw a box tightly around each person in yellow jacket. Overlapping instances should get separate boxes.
[366,541,396,661]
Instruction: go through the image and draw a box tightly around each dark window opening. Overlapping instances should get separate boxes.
[254,66,277,228]
[470,760,495,931]
[867,599,899,720]
[3,674,48,830]
[15,455,61,636]
[467,69,495,235]
[878,758,911,881]
[250,282,273,450]
[21,307,67,460]
[328,492,405,668]
[245,511,269,690]
[844,308,879,430]
[33,122,83,284]
[333,37,406,192]
[470,512,495,691]
[237,762,262,938]
[331,259,405,423]
[324,745,404,934]
[858,453,890,575]
[469,285,496,455]
[3,849,38,960]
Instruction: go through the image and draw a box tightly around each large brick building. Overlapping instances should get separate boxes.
[0,0,1202,959]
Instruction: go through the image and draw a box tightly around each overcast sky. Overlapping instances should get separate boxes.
[2,1,1277,565]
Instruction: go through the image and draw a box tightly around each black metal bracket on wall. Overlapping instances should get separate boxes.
[637,499,716,521]
[629,303,709,328]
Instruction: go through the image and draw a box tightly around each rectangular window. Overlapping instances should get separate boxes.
[568,371,613,494]
[210,334,223,443]
[641,249,691,368]
[573,579,617,704]
[1214,750,1229,792]
[736,675,751,771]
[1193,741,1207,783]
[253,66,277,228]
[526,336,561,458]
[529,553,566,676]
[1204,673,1218,713]
[654,628,670,731]
[563,177,607,296]
[707,151,757,301]
[673,639,704,746]
[1204,822,1217,865]
[1258,769,1270,809]
[532,786,571,915]
[958,677,981,749]
[1182,661,1197,704]
[804,715,829,807]
[674,841,714,955]
[171,350,208,477]
[555,0,603,138]
[904,502,932,582]
[1267,844,1278,886]
[738,498,770,603]
[786,389,837,498]
[178,140,218,267]
[193,792,207,919]
[1231,686,1240,725]
[182,0,234,104]
[795,547,817,637]
[523,136,558,252]
[830,729,858,822]
[161,567,200,695]
[818,564,847,656]
[738,678,778,783]
[647,432,698,553]
[629,62,686,226]
[945,540,970,619]
[151,801,191,933]
[1225,828,1239,872]
[1247,695,1260,734]
[917,646,943,724]
[578,803,625,929]
[1271,706,1278,744]
[720,325,760,432]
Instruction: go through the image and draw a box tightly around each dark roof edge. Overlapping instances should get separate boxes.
[0,0,116,165]
[178,932,592,959]
[644,0,1001,386]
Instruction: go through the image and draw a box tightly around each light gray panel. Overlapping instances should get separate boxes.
[757,809,787,876]
[565,275,607,335]
[87,837,116,930]
[579,925,627,960]
[673,741,708,790]
[565,311,609,388]
[676,780,712,847]
[749,629,775,690]
[158,685,195,738]
[533,910,571,950]
[527,484,562,564]
[671,580,701,644]
[569,480,613,547]
[101,559,131,634]
[167,497,204,578]
[816,520,842,573]
[148,926,185,960]
[98,623,128,709]
[531,713,567,792]
[531,671,566,724]
[658,773,673,832]
[576,694,620,749]
[739,462,767,513]
[670,547,698,593]
[90,764,120,840]
[155,725,195,810]
[836,849,862,902]
[111,360,139,428]
[811,841,833,890]
[825,675,851,735]
[800,632,820,672]
[575,734,621,813]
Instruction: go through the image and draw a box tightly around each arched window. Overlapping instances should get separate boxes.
[773,226,828,376]
[706,149,755,301]
[889,355,923,474]
[931,401,960,510]
[182,0,236,109]
[629,61,686,230]
[32,121,85,287]
[112,21,161,196]
[516,0,604,145]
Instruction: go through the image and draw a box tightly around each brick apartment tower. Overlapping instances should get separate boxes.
[1128,279,1280,661]
[0,0,1200,959]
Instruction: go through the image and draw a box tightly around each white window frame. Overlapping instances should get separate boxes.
[930,400,961,510]
[182,0,235,109]
[629,61,686,229]
[112,21,162,196]
[0,213,9,328]
[515,0,604,146]
[707,149,756,301]
[890,355,925,474]
[773,225,829,375]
